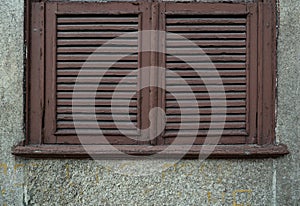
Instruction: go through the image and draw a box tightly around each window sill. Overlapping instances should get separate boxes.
[12,144,289,159]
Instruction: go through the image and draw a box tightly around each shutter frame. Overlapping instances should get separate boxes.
[27,1,46,145]
[257,1,277,145]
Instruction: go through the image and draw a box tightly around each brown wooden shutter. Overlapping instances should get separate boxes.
[43,2,151,144]
[15,0,289,158]
[158,3,258,145]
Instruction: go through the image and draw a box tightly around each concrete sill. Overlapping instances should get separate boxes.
[12,144,289,159]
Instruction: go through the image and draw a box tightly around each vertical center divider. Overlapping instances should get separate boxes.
[138,2,151,144]
[150,2,166,145]
[149,2,159,145]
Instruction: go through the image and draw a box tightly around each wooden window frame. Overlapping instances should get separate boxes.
[13,0,289,158]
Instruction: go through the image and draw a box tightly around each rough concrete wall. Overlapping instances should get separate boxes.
[0,0,299,205]
[275,0,300,204]
[0,0,25,205]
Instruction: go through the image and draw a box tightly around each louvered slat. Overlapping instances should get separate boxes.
[165,14,248,141]
[56,14,139,137]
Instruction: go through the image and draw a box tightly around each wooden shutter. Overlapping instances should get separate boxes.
[15,0,289,158]
[158,3,258,145]
[43,2,151,144]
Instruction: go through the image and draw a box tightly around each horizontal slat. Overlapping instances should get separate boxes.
[166,85,246,92]
[166,107,246,114]
[58,24,138,31]
[167,48,246,54]
[58,31,137,39]
[167,115,245,122]
[167,25,246,32]
[57,114,136,121]
[163,136,246,144]
[57,39,138,46]
[57,99,137,106]
[166,70,246,77]
[166,18,246,25]
[57,84,137,91]
[166,100,245,107]
[55,129,138,136]
[164,129,247,137]
[57,17,138,24]
[166,92,246,100]
[57,54,137,61]
[55,135,139,145]
[57,122,137,129]
[165,3,247,15]
[56,2,142,13]
[57,47,137,54]
[167,33,246,39]
[166,77,246,85]
[57,92,137,99]
[57,76,137,84]
[167,63,245,69]
[167,40,246,47]
[58,107,137,114]
[57,62,137,69]
[167,55,246,62]
[57,69,137,76]
[166,122,246,129]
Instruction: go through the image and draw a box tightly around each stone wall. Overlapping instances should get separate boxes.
[0,0,299,205]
